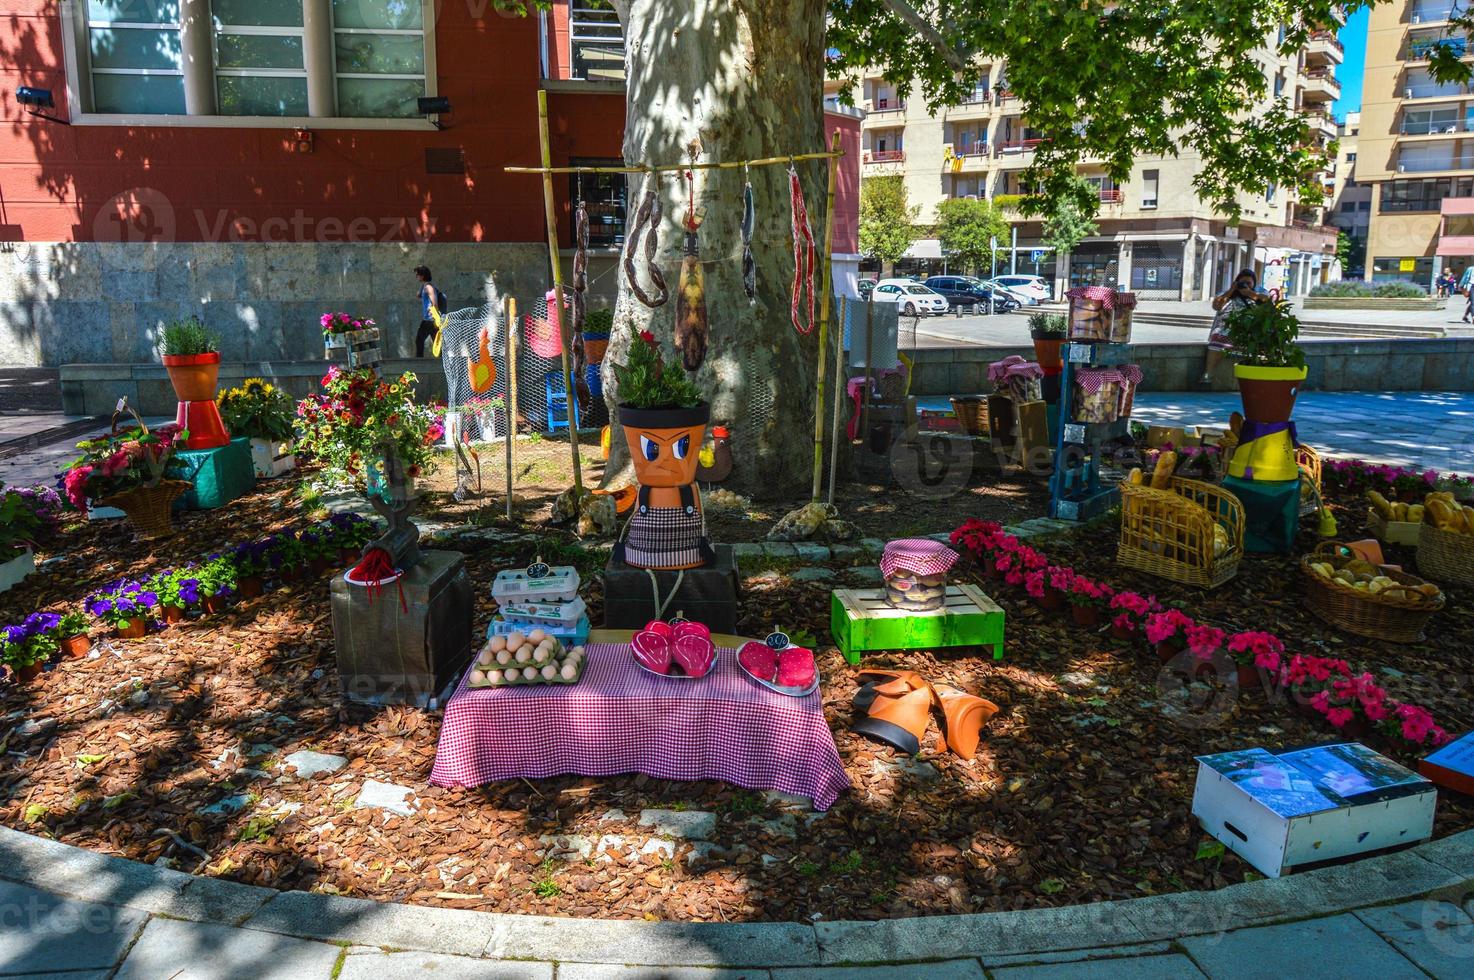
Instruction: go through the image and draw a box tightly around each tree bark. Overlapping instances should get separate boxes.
[603,0,829,500]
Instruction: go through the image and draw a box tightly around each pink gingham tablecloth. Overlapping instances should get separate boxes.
[429,642,852,811]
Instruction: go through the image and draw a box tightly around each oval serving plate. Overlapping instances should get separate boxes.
[737,658,820,699]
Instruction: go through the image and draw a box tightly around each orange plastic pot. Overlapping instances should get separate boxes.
[1233,365,1307,423]
[162,352,221,402]
[60,634,91,659]
[619,403,710,489]
[1031,337,1064,372]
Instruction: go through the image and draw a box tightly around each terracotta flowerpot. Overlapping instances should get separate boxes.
[16,661,43,682]
[202,595,228,615]
[279,565,303,582]
[162,605,186,625]
[1036,589,1064,612]
[340,548,361,566]
[115,620,147,639]
[1031,336,1064,372]
[60,633,91,659]
[1110,623,1135,641]
[238,576,264,599]
[1236,663,1265,696]
[1155,640,1184,664]
[619,402,711,489]
[1070,604,1101,627]
[162,352,229,449]
[1233,364,1308,423]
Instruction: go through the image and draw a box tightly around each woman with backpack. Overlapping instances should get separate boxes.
[414,265,447,357]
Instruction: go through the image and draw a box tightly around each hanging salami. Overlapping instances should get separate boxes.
[570,201,591,414]
[622,183,668,308]
[788,164,816,335]
[741,174,756,302]
[674,167,709,372]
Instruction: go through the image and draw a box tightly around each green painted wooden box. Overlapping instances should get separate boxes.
[831,584,1005,664]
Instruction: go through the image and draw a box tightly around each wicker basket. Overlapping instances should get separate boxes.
[1302,542,1445,643]
[1417,522,1474,587]
[1118,476,1245,588]
[99,480,191,541]
[950,396,988,437]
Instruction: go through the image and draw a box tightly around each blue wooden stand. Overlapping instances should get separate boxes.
[1050,342,1133,521]
[175,437,256,510]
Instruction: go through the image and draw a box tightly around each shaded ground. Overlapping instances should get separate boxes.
[0,460,1470,923]
[0,368,62,414]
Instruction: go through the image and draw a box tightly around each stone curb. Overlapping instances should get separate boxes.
[1,825,1470,968]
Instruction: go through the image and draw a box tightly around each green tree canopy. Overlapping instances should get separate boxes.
[1040,175,1100,256]
[935,197,1009,275]
[859,176,919,266]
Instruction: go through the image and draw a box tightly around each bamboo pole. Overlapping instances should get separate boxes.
[810,128,843,503]
[504,296,518,521]
[827,295,847,505]
[505,149,842,177]
[861,297,875,443]
[536,89,583,494]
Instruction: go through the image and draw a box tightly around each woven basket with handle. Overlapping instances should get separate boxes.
[100,479,191,541]
[1117,476,1244,589]
[1302,541,1444,644]
[1416,522,1474,587]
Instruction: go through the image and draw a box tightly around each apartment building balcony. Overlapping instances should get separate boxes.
[1302,108,1338,138]
[994,138,1047,168]
[946,97,993,121]
[570,0,626,83]
[1408,36,1469,62]
[1301,67,1341,103]
[995,89,1018,106]
[944,147,991,174]
[864,150,906,170]
[1410,1,1458,28]
[1437,196,1474,256]
[1306,30,1345,65]
[863,97,907,117]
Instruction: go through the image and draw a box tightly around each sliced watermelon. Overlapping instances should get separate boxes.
[777,648,817,689]
[738,641,779,682]
[632,630,672,674]
[673,634,716,677]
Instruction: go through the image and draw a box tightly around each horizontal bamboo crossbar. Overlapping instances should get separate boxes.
[504,149,844,176]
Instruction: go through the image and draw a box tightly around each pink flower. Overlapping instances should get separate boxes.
[1325,707,1354,729]
[1023,570,1045,599]
[1046,565,1075,592]
[1363,700,1390,722]
[1144,609,1193,645]
[1309,690,1331,714]
[1185,624,1227,658]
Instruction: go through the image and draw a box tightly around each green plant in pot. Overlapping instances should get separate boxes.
[1027,312,1068,372]
[1224,300,1307,423]
[583,308,613,365]
[612,330,711,571]
[160,316,229,450]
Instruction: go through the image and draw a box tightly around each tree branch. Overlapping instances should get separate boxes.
[879,0,968,73]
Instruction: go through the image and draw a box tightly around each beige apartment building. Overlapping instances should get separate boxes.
[835,18,1343,300]
[1330,112,1372,272]
[1361,0,1474,286]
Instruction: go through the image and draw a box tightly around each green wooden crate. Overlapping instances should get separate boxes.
[831,584,1005,664]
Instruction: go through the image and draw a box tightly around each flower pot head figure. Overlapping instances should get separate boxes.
[613,330,713,571]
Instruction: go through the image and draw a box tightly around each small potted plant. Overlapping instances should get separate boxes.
[583,308,613,365]
[1,619,51,683]
[1108,591,1157,641]
[324,513,378,565]
[321,312,377,350]
[230,541,271,598]
[1065,575,1112,627]
[612,331,710,571]
[56,610,91,659]
[160,316,228,450]
[267,533,307,582]
[1224,300,1307,423]
[1226,631,1284,697]
[196,555,237,614]
[154,567,203,624]
[1027,312,1068,372]
[62,408,192,542]
[218,378,298,478]
[85,579,159,639]
[293,367,437,496]
[1144,609,1194,663]
[1185,623,1228,679]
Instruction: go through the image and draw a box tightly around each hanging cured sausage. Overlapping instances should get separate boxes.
[789,165,816,335]
[622,182,668,308]
[741,175,756,302]
[570,201,591,413]
[674,167,709,372]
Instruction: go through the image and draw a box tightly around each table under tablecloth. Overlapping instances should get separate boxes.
[429,636,852,811]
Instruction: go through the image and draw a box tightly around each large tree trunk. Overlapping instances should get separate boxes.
[602,0,829,500]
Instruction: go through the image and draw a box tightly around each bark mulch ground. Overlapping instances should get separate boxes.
[1,463,1469,923]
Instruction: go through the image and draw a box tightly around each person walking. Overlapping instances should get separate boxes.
[1459,265,1474,323]
[1200,269,1267,386]
[414,266,446,357]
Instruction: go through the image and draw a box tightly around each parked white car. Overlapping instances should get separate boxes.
[872,279,950,316]
[989,274,1052,304]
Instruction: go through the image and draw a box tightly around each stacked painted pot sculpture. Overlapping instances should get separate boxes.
[615,401,715,571]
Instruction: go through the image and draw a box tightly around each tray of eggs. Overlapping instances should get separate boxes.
[468,628,586,688]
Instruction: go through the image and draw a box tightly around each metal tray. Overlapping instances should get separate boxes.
[737,657,820,699]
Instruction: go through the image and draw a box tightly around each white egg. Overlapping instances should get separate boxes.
[533,646,551,664]
[528,628,547,644]
[506,632,525,649]
[477,650,494,667]
[486,669,503,684]
[571,645,585,659]
[503,667,520,682]
[469,669,487,686]
[560,662,578,681]
[489,635,507,653]
[496,649,512,666]
[541,664,558,680]
[514,647,532,664]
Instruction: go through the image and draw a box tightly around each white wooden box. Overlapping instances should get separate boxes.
[249,438,297,478]
[1192,742,1436,879]
[0,549,34,594]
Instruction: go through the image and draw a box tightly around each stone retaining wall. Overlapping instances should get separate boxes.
[1302,296,1442,311]
[1,241,551,367]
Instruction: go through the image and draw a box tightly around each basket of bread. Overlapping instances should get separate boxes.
[1366,491,1423,547]
[1302,542,1445,644]
[1417,492,1474,587]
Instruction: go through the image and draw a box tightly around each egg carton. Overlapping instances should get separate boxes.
[496,596,588,630]
[491,565,581,605]
[488,614,591,647]
[469,652,587,688]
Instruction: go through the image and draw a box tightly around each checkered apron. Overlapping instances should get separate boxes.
[620,484,711,570]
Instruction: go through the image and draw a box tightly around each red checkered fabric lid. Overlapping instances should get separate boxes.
[988,354,1044,385]
[1075,364,1143,394]
[1066,286,1138,310]
[881,538,960,577]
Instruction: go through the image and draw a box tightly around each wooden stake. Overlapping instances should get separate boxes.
[537,89,583,494]
[827,295,846,505]
[810,128,843,503]
[504,296,518,521]
[861,297,875,443]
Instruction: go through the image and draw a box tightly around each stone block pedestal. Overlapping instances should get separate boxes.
[603,545,739,634]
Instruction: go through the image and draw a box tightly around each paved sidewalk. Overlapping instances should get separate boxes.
[1,825,1473,978]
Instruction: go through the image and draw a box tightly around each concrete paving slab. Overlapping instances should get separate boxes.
[558,966,771,980]
[0,880,146,975]
[991,953,1205,979]
[1355,900,1474,980]
[339,949,551,979]
[772,960,983,979]
[1178,913,1425,979]
[244,890,498,957]
[488,918,819,967]
[981,941,1174,968]
[115,917,341,979]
